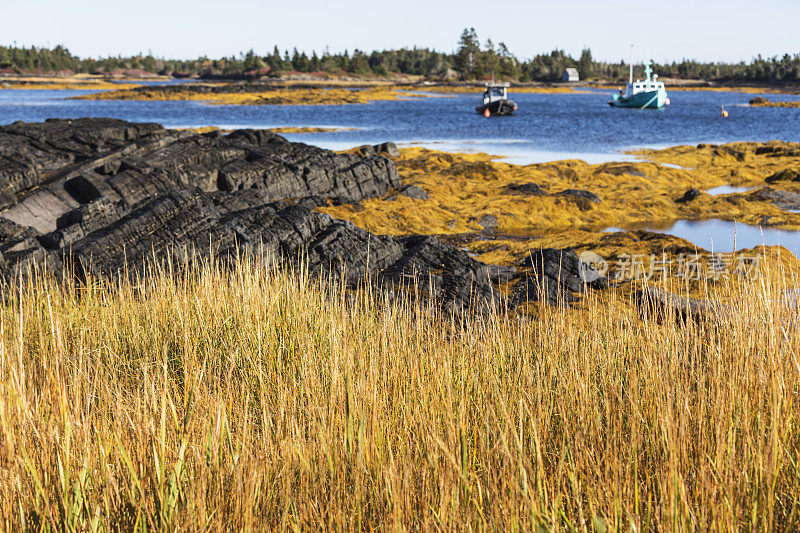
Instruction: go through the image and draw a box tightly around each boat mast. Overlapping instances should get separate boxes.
[629,45,634,84]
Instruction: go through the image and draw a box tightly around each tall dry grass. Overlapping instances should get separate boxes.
[0,257,798,531]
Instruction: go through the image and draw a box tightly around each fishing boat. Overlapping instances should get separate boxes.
[609,58,670,109]
[476,82,517,116]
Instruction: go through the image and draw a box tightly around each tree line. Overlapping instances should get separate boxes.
[2,30,800,84]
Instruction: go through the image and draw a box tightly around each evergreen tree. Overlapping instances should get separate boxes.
[578,48,593,78]
[455,28,480,78]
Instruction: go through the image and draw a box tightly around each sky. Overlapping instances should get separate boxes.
[1,0,797,63]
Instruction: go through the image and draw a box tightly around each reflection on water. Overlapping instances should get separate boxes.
[606,219,800,252]
[705,185,757,195]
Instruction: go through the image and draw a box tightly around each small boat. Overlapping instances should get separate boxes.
[476,82,517,116]
[609,58,670,109]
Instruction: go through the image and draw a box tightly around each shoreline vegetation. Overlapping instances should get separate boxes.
[4,34,800,87]
[61,79,800,107]
[1,257,798,530]
[3,73,800,94]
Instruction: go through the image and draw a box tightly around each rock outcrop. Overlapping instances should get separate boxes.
[677,188,702,203]
[751,187,800,211]
[512,249,607,307]
[765,169,800,183]
[0,118,605,311]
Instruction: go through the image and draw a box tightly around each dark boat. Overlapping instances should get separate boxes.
[475,82,517,116]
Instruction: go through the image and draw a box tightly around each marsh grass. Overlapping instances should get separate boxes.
[0,256,798,531]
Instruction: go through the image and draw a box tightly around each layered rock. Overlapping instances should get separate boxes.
[0,118,605,311]
[0,119,514,311]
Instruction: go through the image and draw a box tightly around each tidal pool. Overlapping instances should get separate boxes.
[606,219,800,253]
[704,185,757,195]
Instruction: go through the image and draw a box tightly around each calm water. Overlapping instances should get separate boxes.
[705,185,758,195]
[606,220,800,254]
[2,87,800,164]
[2,86,800,250]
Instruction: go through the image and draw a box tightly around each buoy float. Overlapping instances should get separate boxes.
[721,105,728,118]
[665,98,671,106]
[484,108,491,118]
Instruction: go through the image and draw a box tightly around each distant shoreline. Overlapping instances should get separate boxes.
[2,73,800,94]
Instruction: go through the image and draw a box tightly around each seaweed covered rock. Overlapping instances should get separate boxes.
[752,187,800,210]
[387,184,429,201]
[508,182,546,195]
[765,168,800,183]
[556,189,602,203]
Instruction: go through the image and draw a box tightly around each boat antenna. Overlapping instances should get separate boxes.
[629,44,634,84]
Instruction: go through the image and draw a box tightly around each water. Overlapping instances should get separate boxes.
[705,185,757,195]
[2,87,800,164]
[2,85,800,252]
[606,219,800,253]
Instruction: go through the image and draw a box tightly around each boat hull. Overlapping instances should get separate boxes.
[476,99,517,116]
[609,89,667,109]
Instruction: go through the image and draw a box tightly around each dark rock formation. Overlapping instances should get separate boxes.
[508,182,546,195]
[556,189,602,203]
[0,119,400,234]
[713,146,748,161]
[0,118,395,276]
[387,184,429,201]
[636,286,726,323]
[512,249,607,307]
[751,187,800,211]
[556,189,602,211]
[354,142,399,158]
[754,144,800,158]
[476,214,497,229]
[749,97,770,105]
[677,188,702,203]
[595,163,648,178]
[765,169,800,183]
[0,118,605,311]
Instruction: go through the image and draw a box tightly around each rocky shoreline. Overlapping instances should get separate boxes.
[0,118,605,310]
[3,118,797,317]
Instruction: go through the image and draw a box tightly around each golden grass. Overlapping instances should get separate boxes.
[1,256,799,530]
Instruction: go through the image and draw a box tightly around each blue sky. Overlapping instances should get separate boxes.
[1,0,796,63]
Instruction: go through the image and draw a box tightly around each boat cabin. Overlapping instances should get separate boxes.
[629,75,665,95]
[482,82,510,104]
[626,63,665,96]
